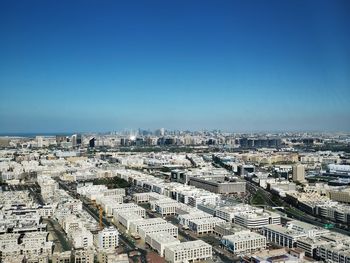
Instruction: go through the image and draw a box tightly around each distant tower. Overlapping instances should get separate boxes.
[72,134,82,148]
[160,128,165,136]
[76,134,82,145]
[292,164,305,182]
[89,137,95,148]
[36,136,43,148]
[71,134,77,147]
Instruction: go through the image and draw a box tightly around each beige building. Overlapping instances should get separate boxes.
[292,164,305,182]
[327,188,350,203]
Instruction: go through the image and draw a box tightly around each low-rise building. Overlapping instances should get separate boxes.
[178,211,213,227]
[74,248,94,263]
[138,223,178,240]
[188,217,225,234]
[145,232,181,257]
[129,218,168,234]
[115,212,143,230]
[263,220,329,249]
[221,231,266,254]
[214,222,246,237]
[164,240,212,263]
[235,210,281,229]
[71,228,93,249]
[95,227,119,249]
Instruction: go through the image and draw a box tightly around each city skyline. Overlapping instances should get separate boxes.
[1,0,350,133]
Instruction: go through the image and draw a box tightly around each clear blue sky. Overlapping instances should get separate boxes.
[0,0,349,133]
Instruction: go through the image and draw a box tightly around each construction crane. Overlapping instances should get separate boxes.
[93,203,104,231]
[99,205,103,230]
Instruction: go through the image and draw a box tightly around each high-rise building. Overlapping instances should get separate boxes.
[71,134,77,147]
[89,137,95,148]
[71,134,82,148]
[76,134,82,145]
[36,136,43,148]
[292,164,305,182]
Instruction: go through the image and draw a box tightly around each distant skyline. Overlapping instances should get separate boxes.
[1,0,350,133]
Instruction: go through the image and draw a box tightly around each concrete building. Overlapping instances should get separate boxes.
[327,188,350,203]
[188,217,225,234]
[178,211,213,227]
[71,228,93,249]
[95,227,119,249]
[51,251,72,263]
[221,231,266,254]
[189,176,246,194]
[292,164,305,183]
[112,203,146,218]
[145,233,180,257]
[214,222,246,237]
[97,250,129,263]
[164,240,212,263]
[150,198,180,216]
[116,212,143,230]
[263,220,329,249]
[138,223,178,240]
[317,240,350,263]
[74,248,94,263]
[234,211,281,229]
[129,218,168,234]
[133,192,151,203]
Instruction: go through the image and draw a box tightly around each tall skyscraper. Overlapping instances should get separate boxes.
[36,136,43,148]
[89,137,95,148]
[72,134,82,148]
[292,164,305,182]
[71,134,77,147]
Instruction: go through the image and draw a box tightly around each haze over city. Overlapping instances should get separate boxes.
[1,0,350,133]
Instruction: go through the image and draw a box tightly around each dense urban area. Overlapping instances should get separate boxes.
[0,130,350,263]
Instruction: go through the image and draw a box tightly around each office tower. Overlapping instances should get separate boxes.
[36,136,43,148]
[76,134,82,145]
[72,134,82,147]
[89,137,95,148]
[71,134,77,147]
[292,164,305,182]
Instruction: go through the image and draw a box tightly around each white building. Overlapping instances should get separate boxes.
[263,220,329,248]
[116,212,143,230]
[188,217,225,234]
[221,231,266,254]
[71,228,93,249]
[129,218,168,234]
[138,223,178,240]
[234,211,281,229]
[145,233,180,257]
[150,199,180,216]
[178,211,213,227]
[112,203,146,218]
[95,227,119,249]
[164,240,212,263]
